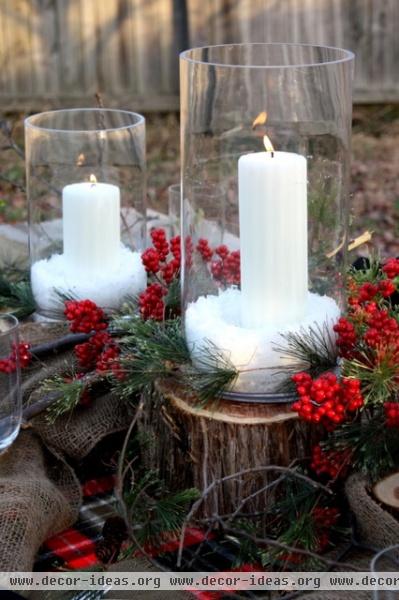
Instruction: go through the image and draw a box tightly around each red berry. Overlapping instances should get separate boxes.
[64,299,107,334]
[141,248,161,273]
[382,258,399,279]
[378,279,396,298]
[150,228,169,261]
[138,283,167,321]
[292,372,363,429]
[197,239,213,262]
[384,402,399,427]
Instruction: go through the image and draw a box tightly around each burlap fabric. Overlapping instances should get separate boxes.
[0,322,131,571]
[345,472,399,549]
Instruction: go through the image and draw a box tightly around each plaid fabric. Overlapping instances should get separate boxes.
[35,471,260,599]
[34,433,259,599]
[36,475,117,571]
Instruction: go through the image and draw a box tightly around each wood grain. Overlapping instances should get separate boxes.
[0,0,397,110]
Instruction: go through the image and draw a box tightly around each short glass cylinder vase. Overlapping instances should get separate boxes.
[180,43,354,400]
[0,314,22,453]
[25,108,147,319]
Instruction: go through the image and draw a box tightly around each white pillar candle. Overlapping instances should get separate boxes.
[238,150,308,329]
[63,177,120,274]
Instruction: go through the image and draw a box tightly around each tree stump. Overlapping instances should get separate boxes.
[139,382,318,518]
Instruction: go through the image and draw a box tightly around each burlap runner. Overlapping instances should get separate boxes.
[0,430,80,572]
[0,321,131,571]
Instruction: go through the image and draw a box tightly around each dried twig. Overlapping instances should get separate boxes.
[30,333,91,358]
[177,466,332,567]
[115,398,167,571]
[222,525,361,571]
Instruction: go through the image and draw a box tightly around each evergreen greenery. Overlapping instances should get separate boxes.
[0,268,35,318]
[122,469,199,545]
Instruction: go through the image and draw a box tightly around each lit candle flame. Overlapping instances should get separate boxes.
[252,111,267,129]
[89,174,97,184]
[263,134,275,155]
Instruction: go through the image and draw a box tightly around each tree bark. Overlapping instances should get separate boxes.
[139,381,319,518]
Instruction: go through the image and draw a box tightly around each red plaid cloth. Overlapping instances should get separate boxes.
[36,475,117,571]
[35,472,260,599]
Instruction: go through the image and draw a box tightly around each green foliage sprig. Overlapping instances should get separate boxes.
[123,470,199,545]
[112,315,238,404]
[41,374,87,423]
[0,268,35,318]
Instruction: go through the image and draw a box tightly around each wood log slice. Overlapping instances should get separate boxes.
[138,381,319,518]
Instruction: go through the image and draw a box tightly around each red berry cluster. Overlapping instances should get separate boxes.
[378,279,396,298]
[141,248,160,273]
[0,342,32,373]
[16,342,32,368]
[211,245,241,286]
[312,506,340,551]
[197,238,213,262]
[311,444,352,479]
[363,308,399,347]
[139,283,167,321]
[383,258,399,279]
[384,402,399,428]
[64,298,122,376]
[142,229,181,282]
[96,344,122,378]
[292,372,363,429]
[357,282,378,304]
[313,506,340,528]
[150,228,168,259]
[75,331,112,369]
[64,300,107,333]
[197,240,241,286]
[74,329,122,377]
[333,317,357,359]
[139,229,182,320]
[347,271,398,309]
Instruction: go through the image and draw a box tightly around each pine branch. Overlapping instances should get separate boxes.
[274,322,338,386]
[40,374,87,423]
[123,469,199,545]
[113,317,191,399]
[323,414,399,481]
[182,342,238,403]
[116,316,190,364]
[343,352,399,405]
[0,271,35,318]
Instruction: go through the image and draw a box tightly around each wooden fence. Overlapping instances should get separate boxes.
[0,0,397,111]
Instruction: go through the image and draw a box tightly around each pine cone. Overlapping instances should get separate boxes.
[95,539,121,565]
[95,516,129,565]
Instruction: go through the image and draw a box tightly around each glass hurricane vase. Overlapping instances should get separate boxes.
[25,108,146,319]
[180,43,354,400]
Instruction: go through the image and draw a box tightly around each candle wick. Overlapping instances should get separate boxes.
[271,151,274,158]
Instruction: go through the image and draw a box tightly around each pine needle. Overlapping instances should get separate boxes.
[183,341,238,403]
[274,322,338,377]
[123,469,199,544]
[41,374,86,423]
[0,270,35,318]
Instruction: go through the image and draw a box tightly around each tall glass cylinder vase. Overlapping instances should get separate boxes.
[25,109,146,319]
[180,43,354,400]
